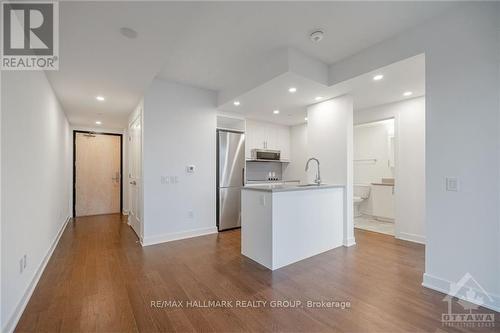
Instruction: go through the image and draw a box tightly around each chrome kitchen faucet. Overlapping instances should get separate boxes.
[305,157,321,185]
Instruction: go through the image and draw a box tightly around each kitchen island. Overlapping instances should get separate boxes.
[241,184,345,270]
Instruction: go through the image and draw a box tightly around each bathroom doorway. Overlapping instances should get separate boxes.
[353,119,396,236]
[352,95,425,244]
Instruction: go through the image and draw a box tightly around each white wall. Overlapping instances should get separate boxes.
[1,71,71,332]
[337,2,500,309]
[395,99,425,244]
[353,120,394,184]
[356,98,425,244]
[284,123,308,183]
[307,96,354,246]
[142,78,217,245]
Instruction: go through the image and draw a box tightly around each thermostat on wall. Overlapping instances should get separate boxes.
[186,165,196,173]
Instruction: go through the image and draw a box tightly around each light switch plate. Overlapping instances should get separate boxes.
[446,177,459,192]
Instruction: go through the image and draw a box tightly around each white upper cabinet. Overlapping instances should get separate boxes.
[217,115,245,132]
[245,120,291,161]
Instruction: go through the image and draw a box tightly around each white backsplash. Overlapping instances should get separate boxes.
[246,161,283,181]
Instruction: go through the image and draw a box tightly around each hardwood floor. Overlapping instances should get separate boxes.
[16,214,498,332]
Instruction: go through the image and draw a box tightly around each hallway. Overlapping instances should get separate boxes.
[15,214,498,332]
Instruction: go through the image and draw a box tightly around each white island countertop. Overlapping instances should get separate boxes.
[241,184,345,270]
[243,184,344,192]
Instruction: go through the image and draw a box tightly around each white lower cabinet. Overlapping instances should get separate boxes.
[370,185,395,220]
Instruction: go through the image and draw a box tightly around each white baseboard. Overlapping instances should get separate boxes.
[343,237,356,247]
[374,216,395,223]
[3,216,70,333]
[141,226,218,247]
[396,232,426,244]
[422,273,500,313]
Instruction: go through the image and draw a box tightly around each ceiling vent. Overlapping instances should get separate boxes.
[309,30,324,43]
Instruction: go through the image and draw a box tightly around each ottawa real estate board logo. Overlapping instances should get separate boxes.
[441,273,495,328]
[1,1,59,70]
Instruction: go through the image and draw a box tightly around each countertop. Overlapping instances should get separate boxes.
[242,184,345,193]
[245,180,301,185]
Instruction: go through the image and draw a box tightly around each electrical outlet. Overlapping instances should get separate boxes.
[446,177,459,192]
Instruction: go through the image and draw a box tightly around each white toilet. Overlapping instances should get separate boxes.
[353,184,371,217]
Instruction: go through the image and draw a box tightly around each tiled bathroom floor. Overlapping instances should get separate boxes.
[354,216,395,236]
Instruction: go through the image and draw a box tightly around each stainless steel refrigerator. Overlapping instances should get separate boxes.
[217,130,245,231]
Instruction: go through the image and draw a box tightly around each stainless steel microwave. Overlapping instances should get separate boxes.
[251,149,281,160]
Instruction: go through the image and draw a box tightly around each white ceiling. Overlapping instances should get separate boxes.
[47,2,451,129]
[218,54,425,126]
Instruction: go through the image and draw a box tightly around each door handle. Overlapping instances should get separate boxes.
[242,168,245,186]
[112,172,120,182]
[130,180,137,185]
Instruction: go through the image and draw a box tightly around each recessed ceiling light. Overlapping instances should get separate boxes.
[95,121,102,125]
[273,110,280,114]
[233,100,240,106]
[315,96,323,101]
[288,87,297,93]
[120,27,138,39]
[373,74,384,81]
[403,91,413,97]
[96,96,105,101]
[304,117,308,121]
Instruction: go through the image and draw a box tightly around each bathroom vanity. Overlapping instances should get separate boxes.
[241,184,345,270]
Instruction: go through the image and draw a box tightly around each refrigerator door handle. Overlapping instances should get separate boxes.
[242,167,245,186]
